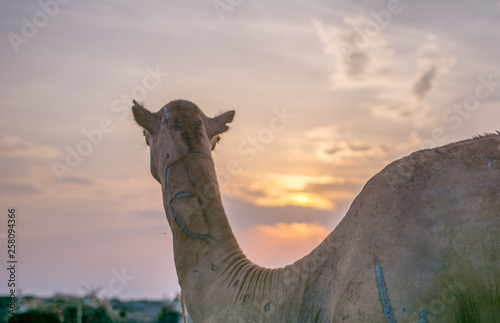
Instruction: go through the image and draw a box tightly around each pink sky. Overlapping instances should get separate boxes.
[1,0,500,299]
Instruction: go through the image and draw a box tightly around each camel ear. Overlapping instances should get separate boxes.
[206,110,235,139]
[132,100,160,134]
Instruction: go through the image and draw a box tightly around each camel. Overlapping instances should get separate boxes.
[132,99,500,322]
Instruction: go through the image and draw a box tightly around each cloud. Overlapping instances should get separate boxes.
[312,18,456,123]
[0,181,42,195]
[220,166,363,211]
[222,196,342,231]
[313,18,397,89]
[412,52,455,101]
[255,221,329,240]
[223,171,355,210]
[413,65,438,100]
[345,50,370,78]
[305,125,386,164]
[253,190,334,210]
[263,173,344,191]
[316,140,385,163]
[304,179,362,195]
[64,175,94,186]
[369,96,430,121]
[248,173,337,210]
[0,134,59,159]
[369,54,454,123]
[304,125,342,140]
[240,221,331,267]
[136,210,164,218]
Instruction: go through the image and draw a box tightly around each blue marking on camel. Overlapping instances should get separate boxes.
[375,262,428,323]
[164,165,172,193]
[164,164,206,238]
[487,158,499,167]
[375,262,396,323]
[171,191,191,203]
[164,107,171,125]
[418,309,428,323]
[171,206,208,239]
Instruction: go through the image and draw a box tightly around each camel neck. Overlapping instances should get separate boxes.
[161,152,327,321]
[162,152,239,240]
[161,152,245,290]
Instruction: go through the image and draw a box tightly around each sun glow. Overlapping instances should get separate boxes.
[262,192,334,210]
[294,194,309,204]
[221,172,345,210]
[287,193,333,209]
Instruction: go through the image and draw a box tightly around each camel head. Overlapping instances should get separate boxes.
[132,99,235,236]
[132,99,235,181]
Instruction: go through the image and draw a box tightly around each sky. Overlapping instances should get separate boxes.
[1,0,500,300]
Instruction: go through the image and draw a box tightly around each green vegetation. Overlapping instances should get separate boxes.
[0,294,183,323]
[8,310,60,323]
[157,305,180,323]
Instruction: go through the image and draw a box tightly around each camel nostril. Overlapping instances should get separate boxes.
[167,153,170,158]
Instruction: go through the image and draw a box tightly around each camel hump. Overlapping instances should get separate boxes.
[325,133,500,321]
[378,133,500,193]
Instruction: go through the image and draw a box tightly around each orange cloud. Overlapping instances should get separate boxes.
[222,172,352,210]
[253,191,335,210]
[219,169,362,210]
[255,221,330,240]
[238,222,331,268]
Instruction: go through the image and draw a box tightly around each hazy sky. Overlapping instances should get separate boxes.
[1,0,500,300]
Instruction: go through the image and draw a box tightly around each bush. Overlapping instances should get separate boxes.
[157,305,180,323]
[8,310,60,323]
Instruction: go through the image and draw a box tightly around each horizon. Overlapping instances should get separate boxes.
[0,292,177,302]
[1,0,500,300]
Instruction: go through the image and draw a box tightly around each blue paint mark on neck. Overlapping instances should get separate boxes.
[164,107,171,125]
[163,160,208,239]
[171,207,208,239]
[375,262,396,323]
[164,165,172,193]
[171,191,191,203]
[186,167,193,182]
